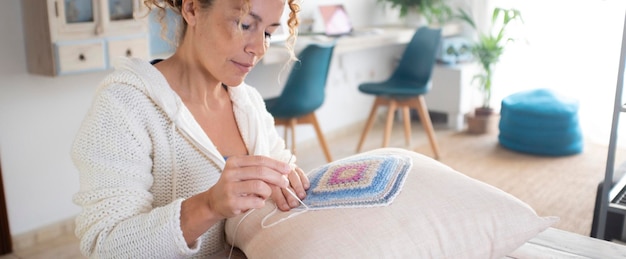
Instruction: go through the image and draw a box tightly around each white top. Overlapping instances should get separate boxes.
[71,57,293,258]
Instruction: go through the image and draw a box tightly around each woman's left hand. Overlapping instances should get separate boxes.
[271,166,310,211]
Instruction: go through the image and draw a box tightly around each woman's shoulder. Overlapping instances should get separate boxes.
[87,61,169,127]
[97,57,167,95]
[108,57,162,83]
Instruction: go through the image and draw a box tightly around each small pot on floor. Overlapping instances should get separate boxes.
[466,107,497,134]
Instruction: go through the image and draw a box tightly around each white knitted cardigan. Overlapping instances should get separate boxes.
[71,57,293,258]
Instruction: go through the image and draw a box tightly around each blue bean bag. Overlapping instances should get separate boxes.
[498,89,583,156]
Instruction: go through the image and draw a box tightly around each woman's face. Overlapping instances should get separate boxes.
[189,0,285,87]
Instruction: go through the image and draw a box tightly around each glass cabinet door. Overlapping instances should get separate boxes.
[64,0,95,24]
[108,0,134,21]
[55,0,99,36]
[103,0,148,36]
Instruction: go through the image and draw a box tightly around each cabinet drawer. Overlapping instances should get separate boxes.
[108,37,149,62]
[55,41,106,75]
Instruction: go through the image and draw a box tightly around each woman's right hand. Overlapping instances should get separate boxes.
[209,155,292,217]
[179,155,291,245]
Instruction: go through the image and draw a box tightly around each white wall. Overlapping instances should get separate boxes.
[0,1,111,235]
[491,0,626,146]
[0,0,397,236]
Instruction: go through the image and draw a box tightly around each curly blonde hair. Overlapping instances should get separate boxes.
[144,0,300,62]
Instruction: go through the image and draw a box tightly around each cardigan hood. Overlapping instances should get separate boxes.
[106,57,289,169]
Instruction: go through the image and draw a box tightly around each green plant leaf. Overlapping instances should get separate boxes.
[378,0,453,24]
[456,6,524,108]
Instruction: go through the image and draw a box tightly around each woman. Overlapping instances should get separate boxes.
[71,0,308,257]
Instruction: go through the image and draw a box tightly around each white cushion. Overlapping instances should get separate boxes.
[225,148,558,258]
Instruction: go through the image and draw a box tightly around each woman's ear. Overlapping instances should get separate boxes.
[180,0,197,27]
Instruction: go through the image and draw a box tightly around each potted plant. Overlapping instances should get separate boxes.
[419,0,454,26]
[378,0,453,26]
[457,7,524,133]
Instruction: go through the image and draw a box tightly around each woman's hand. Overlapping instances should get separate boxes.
[180,155,291,245]
[209,155,294,217]
[271,166,310,211]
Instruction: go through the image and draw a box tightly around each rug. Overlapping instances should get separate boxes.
[414,131,626,237]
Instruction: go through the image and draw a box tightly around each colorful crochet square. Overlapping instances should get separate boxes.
[303,154,412,209]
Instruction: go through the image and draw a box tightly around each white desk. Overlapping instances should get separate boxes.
[263,27,416,64]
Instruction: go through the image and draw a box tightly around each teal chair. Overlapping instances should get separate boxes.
[356,27,442,159]
[265,43,335,162]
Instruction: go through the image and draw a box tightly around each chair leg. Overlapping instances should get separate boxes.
[289,118,297,155]
[383,100,398,148]
[402,106,412,147]
[302,113,333,162]
[411,96,440,160]
[356,98,382,152]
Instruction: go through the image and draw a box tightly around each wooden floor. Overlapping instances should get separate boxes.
[291,118,451,173]
[0,118,448,259]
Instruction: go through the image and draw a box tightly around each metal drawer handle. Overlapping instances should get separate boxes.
[126,49,132,57]
[78,54,86,62]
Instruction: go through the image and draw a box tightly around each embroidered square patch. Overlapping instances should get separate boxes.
[303,154,412,209]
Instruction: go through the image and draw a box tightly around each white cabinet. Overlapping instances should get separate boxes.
[426,63,480,131]
[55,40,106,74]
[22,0,149,76]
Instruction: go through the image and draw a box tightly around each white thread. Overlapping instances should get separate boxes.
[169,123,178,201]
[261,188,309,228]
[228,208,256,259]
[169,102,185,201]
[228,190,309,258]
[228,155,309,258]
[262,155,310,227]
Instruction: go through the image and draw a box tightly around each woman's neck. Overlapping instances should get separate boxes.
[155,51,228,110]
